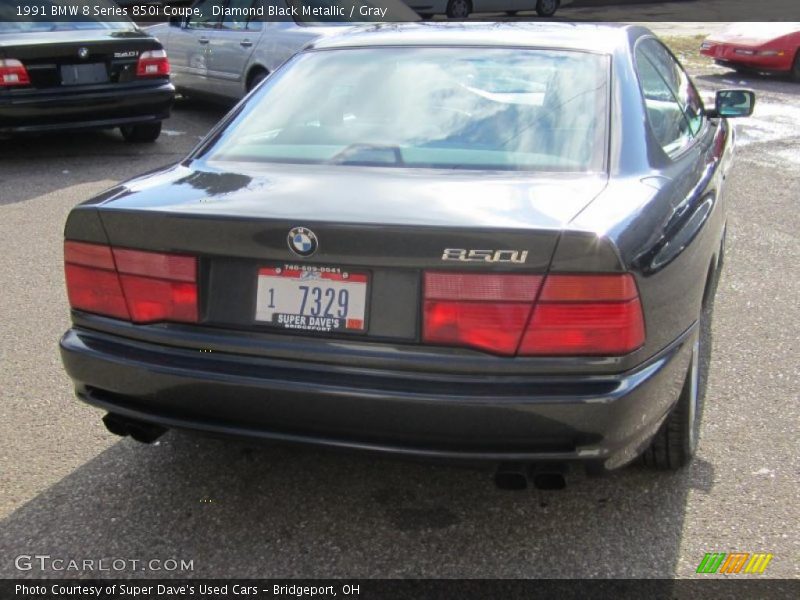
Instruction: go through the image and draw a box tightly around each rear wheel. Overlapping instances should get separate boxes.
[246,68,268,93]
[642,329,703,469]
[536,0,559,17]
[792,50,800,82]
[642,277,715,470]
[120,122,162,143]
[446,0,471,18]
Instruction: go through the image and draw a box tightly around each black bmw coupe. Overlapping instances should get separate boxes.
[59,23,755,482]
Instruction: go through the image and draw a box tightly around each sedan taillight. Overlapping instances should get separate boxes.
[136,49,170,78]
[0,59,30,87]
[64,241,197,324]
[423,272,645,356]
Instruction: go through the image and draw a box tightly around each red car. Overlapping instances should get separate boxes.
[701,23,800,80]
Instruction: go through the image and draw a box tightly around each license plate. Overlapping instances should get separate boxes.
[255,267,368,333]
[60,63,108,86]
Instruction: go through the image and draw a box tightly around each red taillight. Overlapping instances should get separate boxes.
[520,274,644,355]
[423,272,543,355]
[118,275,198,323]
[424,301,532,355]
[0,59,30,87]
[136,49,170,78]
[538,274,639,302]
[64,263,131,320]
[422,272,645,356]
[64,241,197,324]
[425,272,542,302]
[519,300,645,355]
[112,248,196,282]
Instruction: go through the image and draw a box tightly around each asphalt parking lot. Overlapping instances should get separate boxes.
[0,50,798,578]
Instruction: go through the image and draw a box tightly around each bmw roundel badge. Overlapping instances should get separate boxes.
[287,227,318,258]
[78,47,89,60]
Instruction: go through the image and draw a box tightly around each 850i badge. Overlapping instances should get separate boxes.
[442,249,529,263]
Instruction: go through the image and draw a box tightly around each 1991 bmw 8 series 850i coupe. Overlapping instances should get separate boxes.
[60,23,755,481]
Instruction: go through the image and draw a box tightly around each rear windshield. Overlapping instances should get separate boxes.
[0,1,134,33]
[204,47,610,172]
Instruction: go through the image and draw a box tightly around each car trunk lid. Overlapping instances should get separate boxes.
[1,29,161,90]
[83,162,609,342]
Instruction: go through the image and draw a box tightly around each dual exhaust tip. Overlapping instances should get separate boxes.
[102,413,166,444]
[494,463,568,491]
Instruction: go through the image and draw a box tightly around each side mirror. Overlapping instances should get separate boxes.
[708,89,755,118]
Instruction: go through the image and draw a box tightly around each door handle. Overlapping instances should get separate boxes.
[240,40,253,48]
[198,37,209,44]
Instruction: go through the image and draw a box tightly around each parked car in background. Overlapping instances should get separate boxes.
[405,0,572,19]
[0,0,174,141]
[701,23,800,80]
[148,0,420,102]
[60,23,755,482]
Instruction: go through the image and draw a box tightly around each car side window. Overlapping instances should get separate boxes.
[222,0,263,31]
[635,39,704,156]
[188,0,221,29]
[640,39,704,136]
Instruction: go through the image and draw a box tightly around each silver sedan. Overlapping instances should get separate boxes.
[148,0,419,101]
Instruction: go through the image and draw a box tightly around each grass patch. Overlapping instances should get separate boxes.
[662,34,718,71]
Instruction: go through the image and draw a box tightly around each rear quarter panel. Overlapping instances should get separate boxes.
[568,30,731,361]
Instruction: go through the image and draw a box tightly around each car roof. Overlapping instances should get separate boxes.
[307,22,646,54]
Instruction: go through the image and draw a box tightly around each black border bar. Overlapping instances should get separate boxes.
[3,0,800,23]
[3,579,800,600]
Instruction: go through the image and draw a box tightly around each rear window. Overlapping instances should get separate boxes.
[204,47,610,172]
[0,1,135,33]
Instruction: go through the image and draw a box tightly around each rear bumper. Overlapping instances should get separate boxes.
[60,323,695,469]
[0,81,174,133]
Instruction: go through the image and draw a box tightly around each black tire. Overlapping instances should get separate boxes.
[445,0,471,19]
[642,272,717,470]
[792,50,800,82]
[536,0,559,17]
[246,68,267,93]
[120,122,162,143]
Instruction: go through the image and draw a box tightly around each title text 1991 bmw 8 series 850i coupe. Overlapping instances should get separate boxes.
[59,23,755,484]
